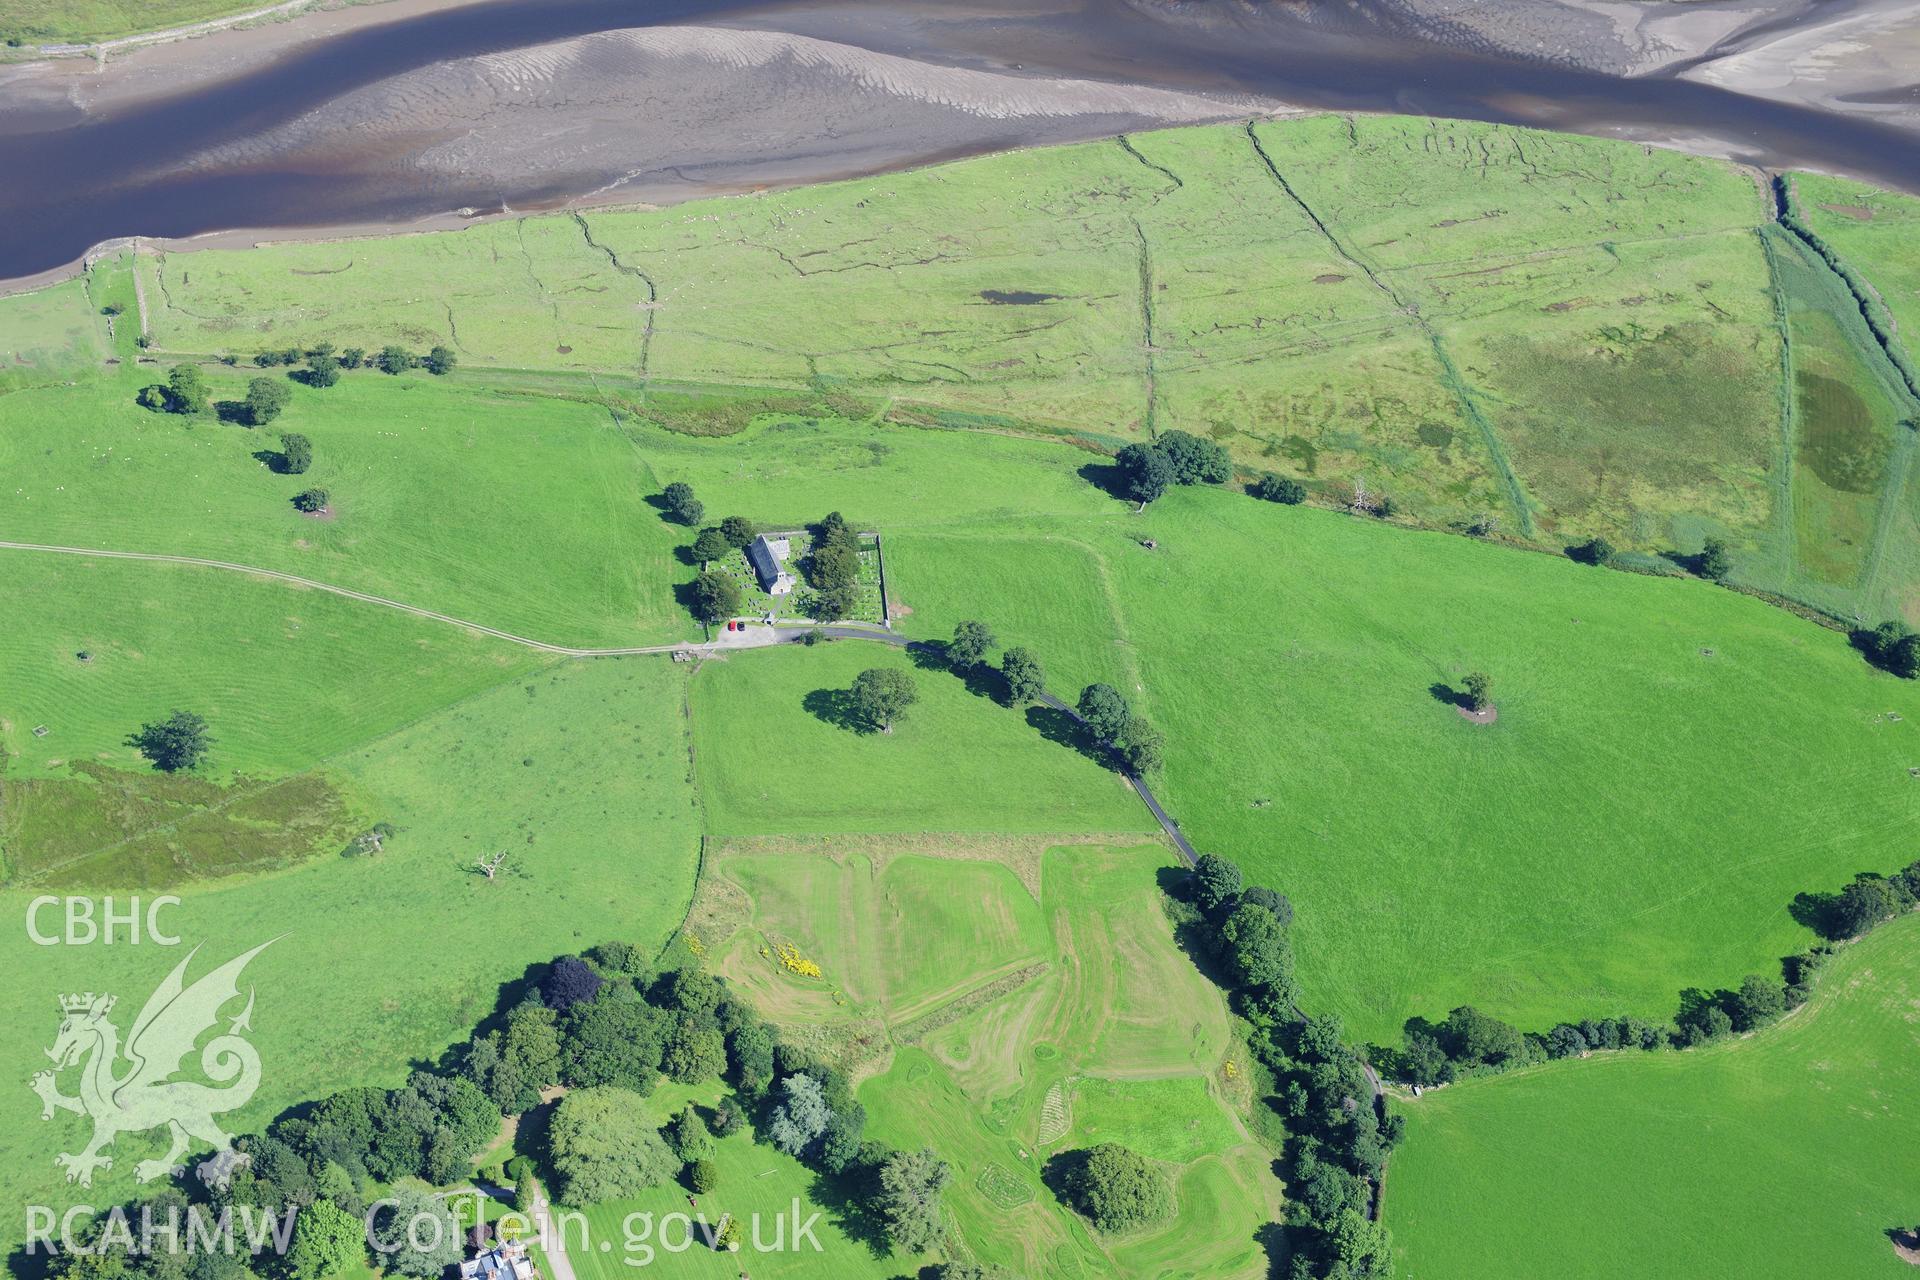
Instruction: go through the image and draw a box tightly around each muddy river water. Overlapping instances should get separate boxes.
[1,0,1916,282]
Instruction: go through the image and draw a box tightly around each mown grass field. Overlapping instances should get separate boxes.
[687,641,1151,837]
[552,1080,914,1280]
[689,841,1274,1278]
[0,657,702,1224]
[887,487,1920,1044]
[127,117,1803,563]
[1386,915,1920,1278]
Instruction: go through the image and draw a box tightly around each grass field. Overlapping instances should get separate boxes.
[0,370,698,647]
[0,657,702,1224]
[125,116,1800,559]
[886,487,1920,1044]
[1796,175,1920,378]
[690,841,1275,1278]
[686,641,1152,837]
[1386,914,1920,1278]
[551,1080,915,1280]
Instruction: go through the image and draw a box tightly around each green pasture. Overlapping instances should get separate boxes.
[1387,914,1920,1278]
[0,655,701,1227]
[888,487,1920,1043]
[696,841,1271,1277]
[0,552,533,781]
[686,641,1151,837]
[0,368,697,647]
[128,116,1800,553]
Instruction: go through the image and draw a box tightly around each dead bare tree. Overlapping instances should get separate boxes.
[476,851,510,880]
[1348,478,1375,516]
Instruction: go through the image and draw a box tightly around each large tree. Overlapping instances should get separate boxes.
[1001,646,1045,706]
[1113,442,1174,508]
[1219,901,1293,992]
[664,1104,713,1163]
[129,710,213,772]
[547,1087,678,1206]
[876,1146,952,1253]
[560,993,666,1092]
[1076,683,1130,744]
[1189,853,1243,916]
[1697,537,1732,581]
[808,542,860,589]
[766,1073,831,1156]
[691,528,732,564]
[1057,1143,1173,1232]
[167,365,210,415]
[540,955,604,1010]
[948,620,996,670]
[285,1199,362,1280]
[280,432,314,475]
[689,570,742,624]
[423,345,458,375]
[661,481,702,525]
[1156,430,1232,485]
[851,667,918,733]
[719,515,757,548]
[245,376,291,425]
[1118,714,1163,774]
[372,1187,462,1279]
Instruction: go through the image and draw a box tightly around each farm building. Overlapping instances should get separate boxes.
[459,1241,536,1280]
[749,534,796,595]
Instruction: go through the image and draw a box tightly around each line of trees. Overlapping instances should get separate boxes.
[1173,854,1396,1280]
[49,938,956,1280]
[250,341,456,378]
[1389,857,1920,1086]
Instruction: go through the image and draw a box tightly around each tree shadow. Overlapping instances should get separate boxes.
[906,641,952,672]
[1026,705,1111,767]
[1659,548,1708,576]
[252,447,294,474]
[1789,889,1849,940]
[1040,1149,1087,1216]
[1077,460,1129,503]
[1886,1226,1920,1258]
[671,543,704,568]
[1427,681,1469,709]
[1255,1222,1293,1278]
[804,687,872,735]
[804,1168,892,1258]
[215,400,252,425]
[907,641,1013,705]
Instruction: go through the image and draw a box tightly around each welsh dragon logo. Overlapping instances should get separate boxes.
[32,941,274,1188]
